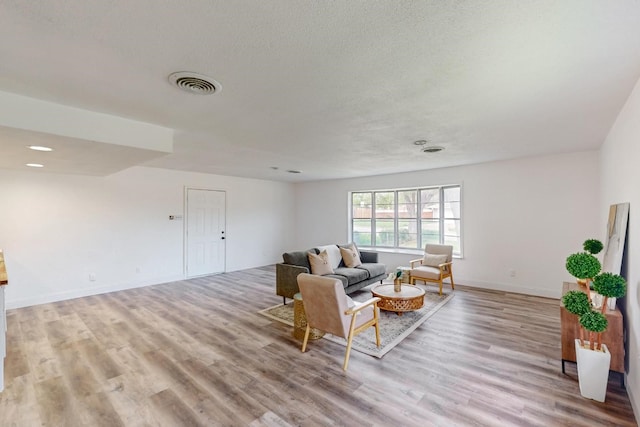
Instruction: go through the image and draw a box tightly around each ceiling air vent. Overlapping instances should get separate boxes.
[422,146,444,153]
[168,72,221,95]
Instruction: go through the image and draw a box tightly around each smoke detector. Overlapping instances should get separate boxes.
[168,71,221,95]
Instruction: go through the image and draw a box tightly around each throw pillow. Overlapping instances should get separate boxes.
[316,245,343,270]
[308,250,335,275]
[339,244,362,268]
[422,253,448,267]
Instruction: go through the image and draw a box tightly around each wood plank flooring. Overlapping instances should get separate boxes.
[1,265,636,426]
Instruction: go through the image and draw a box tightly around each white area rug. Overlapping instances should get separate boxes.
[259,285,454,358]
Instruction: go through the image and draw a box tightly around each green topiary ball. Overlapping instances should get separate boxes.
[583,239,604,255]
[579,310,608,333]
[593,272,627,298]
[566,252,601,279]
[562,290,592,316]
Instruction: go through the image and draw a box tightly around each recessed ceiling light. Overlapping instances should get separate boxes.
[413,140,427,146]
[26,163,44,168]
[168,71,221,95]
[422,146,445,153]
[28,145,53,152]
[287,170,302,174]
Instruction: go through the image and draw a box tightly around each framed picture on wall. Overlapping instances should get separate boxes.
[602,202,630,275]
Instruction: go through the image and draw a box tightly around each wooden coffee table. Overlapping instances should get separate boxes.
[371,284,425,316]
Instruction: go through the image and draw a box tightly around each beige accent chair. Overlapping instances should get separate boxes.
[409,244,455,295]
[297,273,381,371]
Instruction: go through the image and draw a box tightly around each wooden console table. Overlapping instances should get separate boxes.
[560,282,624,385]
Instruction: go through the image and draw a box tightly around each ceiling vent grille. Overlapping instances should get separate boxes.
[168,72,221,95]
[422,146,444,153]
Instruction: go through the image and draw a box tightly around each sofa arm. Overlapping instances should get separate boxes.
[276,263,309,300]
[360,250,378,263]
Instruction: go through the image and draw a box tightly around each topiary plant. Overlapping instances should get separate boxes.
[580,311,608,333]
[563,238,625,352]
[592,272,627,314]
[593,273,626,299]
[579,310,608,350]
[562,290,591,316]
[566,252,601,281]
[583,239,604,255]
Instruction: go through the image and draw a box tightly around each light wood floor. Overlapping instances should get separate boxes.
[1,265,636,426]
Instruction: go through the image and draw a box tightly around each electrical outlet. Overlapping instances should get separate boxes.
[89,273,96,281]
[509,269,516,277]
[136,267,141,274]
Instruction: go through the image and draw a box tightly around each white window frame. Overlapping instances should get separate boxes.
[348,184,463,257]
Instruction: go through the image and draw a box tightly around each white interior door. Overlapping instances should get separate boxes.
[186,188,226,277]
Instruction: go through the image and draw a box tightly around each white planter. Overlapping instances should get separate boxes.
[607,297,617,310]
[575,339,611,402]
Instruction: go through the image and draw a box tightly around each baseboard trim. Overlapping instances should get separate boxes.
[457,278,559,299]
[5,274,185,309]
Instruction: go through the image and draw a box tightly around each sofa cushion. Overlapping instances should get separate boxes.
[308,250,335,275]
[356,263,386,278]
[283,249,317,271]
[422,253,448,267]
[339,244,362,268]
[316,244,342,270]
[324,274,348,288]
[332,267,369,285]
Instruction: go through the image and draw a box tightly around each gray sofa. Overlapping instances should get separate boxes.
[276,244,386,304]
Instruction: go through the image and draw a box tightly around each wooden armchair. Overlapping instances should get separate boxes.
[409,244,455,295]
[297,273,381,371]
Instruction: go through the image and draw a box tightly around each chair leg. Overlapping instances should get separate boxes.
[301,325,311,352]
[343,315,358,371]
[450,275,455,290]
[283,296,286,305]
[374,308,381,347]
[438,279,443,295]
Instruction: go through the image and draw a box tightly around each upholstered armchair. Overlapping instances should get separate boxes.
[409,244,455,295]
[297,273,381,371]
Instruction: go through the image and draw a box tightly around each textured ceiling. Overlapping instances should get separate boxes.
[1,1,640,182]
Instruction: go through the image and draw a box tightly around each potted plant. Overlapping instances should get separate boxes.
[566,238,602,289]
[593,272,627,312]
[583,239,604,254]
[563,238,627,402]
[562,290,591,343]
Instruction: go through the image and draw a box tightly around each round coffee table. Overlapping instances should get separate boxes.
[371,284,425,316]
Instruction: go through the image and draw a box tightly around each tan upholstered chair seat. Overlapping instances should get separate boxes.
[410,266,442,280]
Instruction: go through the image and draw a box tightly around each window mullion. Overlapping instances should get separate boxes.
[371,192,376,247]
[394,190,398,247]
[440,187,444,245]
[417,189,422,249]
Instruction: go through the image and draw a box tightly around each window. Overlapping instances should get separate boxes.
[350,185,461,256]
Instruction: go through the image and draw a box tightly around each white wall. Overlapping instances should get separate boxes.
[601,77,640,417]
[295,151,600,298]
[0,166,295,308]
